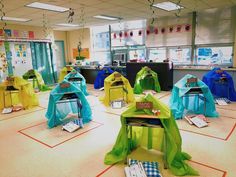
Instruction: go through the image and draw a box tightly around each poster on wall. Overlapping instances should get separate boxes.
[28,31,34,39]
[0,42,7,81]
[11,42,32,76]
[13,30,20,38]
[4,29,12,37]
[14,44,27,60]
[72,48,90,59]
[20,31,28,38]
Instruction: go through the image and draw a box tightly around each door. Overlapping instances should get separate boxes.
[54,41,66,78]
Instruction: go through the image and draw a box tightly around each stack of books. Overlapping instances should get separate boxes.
[215,98,231,105]
[62,119,83,133]
[124,159,162,177]
[184,114,208,128]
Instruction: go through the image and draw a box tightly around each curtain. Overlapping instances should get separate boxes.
[30,42,56,85]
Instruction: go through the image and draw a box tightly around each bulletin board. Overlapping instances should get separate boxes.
[72,48,90,59]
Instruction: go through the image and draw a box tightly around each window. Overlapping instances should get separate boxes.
[90,25,111,64]
[169,47,191,64]
[196,45,233,66]
[147,48,166,62]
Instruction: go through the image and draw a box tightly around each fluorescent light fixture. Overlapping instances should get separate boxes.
[93,15,121,21]
[153,1,183,11]
[26,2,69,12]
[1,16,31,22]
[56,23,80,27]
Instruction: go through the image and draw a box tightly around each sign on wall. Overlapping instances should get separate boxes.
[72,48,90,59]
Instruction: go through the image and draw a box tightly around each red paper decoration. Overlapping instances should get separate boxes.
[119,31,123,38]
[130,31,133,37]
[124,31,128,38]
[185,24,191,31]
[176,25,182,32]
[154,28,158,34]
[169,26,174,33]
[138,30,142,36]
[161,28,165,34]
[113,33,116,39]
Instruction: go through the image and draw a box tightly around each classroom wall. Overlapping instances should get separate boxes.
[53,30,69,63]
[67,28,91,62]
[0,23,48,39]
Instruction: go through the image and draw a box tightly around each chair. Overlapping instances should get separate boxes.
[183,77,206,115]
[109,73,128,104]
[214,70,230,99]
[125,101,168,169]
[3,77,20,108]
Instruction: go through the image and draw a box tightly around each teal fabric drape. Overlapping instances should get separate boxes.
[30,42,56,85]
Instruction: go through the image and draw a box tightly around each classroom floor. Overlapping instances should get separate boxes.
[0,84,235,177]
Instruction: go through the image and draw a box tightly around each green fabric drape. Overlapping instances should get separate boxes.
[104,94,199,176]
[133,67,161,94]
[22,70,51,91]
[30,42,56,85]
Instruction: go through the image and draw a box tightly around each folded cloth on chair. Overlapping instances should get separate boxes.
[170,74,219,119]
[45,81,92,128]
[104,94,199,176]
[64,69,88,96]
[133,67,161,94]
[202,67,236,101]
[94,67,113,89]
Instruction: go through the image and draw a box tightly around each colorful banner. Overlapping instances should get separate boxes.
[13,30,19,38]
[28,31,34,39]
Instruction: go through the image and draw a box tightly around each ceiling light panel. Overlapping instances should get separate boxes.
[26,2,69,12]
[93,15,121,20]
[1,16,31,22]
[56,23,80,27]
[153,1,184,11]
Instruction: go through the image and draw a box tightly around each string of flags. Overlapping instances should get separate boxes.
[113,24,191,39]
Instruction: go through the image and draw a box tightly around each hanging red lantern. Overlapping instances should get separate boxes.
[161,28,165,34]
[113,33,116,39]
[119,31,123,38]
[130,31,133,37]
[169,26,173,33]
[146,29,150,35]
[124,31,128,38]
[185,24,191,31]
[176,25,182,32]
[138,30,142,36]
[154,28,158,34]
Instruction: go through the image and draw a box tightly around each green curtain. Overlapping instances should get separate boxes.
[30,42,56,85]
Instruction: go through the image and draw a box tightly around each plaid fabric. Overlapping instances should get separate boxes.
[129,159,162,177]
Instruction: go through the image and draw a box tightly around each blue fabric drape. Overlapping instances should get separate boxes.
[170,74,219,119]
[94,67,114,89]
[45,81,92,128]
[202,68,236,101]
[30,42,56,85]
[64,71,89,96]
